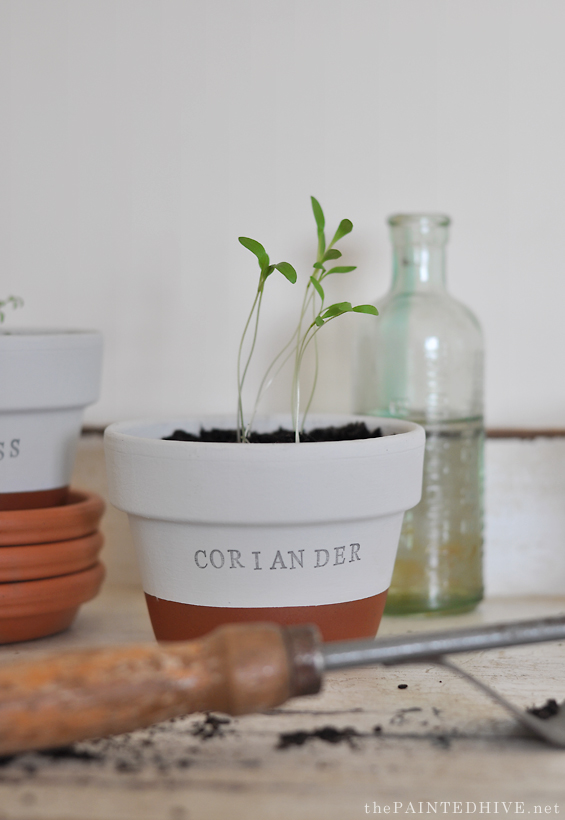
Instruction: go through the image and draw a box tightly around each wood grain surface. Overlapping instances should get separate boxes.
[0,589,564,820]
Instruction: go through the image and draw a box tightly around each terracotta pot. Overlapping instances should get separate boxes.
[105,414,425,642]
[0,329,103,510]
[145,593,389,643]
[0,490,105,547]
[0,561,105,644]
[0,531,103,582]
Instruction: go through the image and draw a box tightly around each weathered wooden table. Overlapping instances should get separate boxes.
[0,588,564,820]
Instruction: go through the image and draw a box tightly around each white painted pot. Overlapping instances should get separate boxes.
[105,414,425,639]
[0,330,103,502]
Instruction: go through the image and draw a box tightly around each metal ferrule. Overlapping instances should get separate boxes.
[283,624,325,697]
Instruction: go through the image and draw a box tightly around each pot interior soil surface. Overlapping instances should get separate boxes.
[163,421,383,444]
[0,490,105,547]
[145,590,389,643]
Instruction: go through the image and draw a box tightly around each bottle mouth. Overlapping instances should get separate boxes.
[388,214,450,229]
[388,213,450,247]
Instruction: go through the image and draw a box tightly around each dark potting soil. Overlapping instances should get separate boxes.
[0,715,234,779]
[276,725,359,750]
[163,421,383,444]
[190,713,231,740]
[527,699,561,720]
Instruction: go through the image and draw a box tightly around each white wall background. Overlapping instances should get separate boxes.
[1,0,564,428]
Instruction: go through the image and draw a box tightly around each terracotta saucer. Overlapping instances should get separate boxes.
[0,486,69,512]
[0,561,106,644]
[0,490,105,546]
[0,531,104,583]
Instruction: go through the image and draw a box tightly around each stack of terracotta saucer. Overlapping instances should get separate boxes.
[0,491,106,644]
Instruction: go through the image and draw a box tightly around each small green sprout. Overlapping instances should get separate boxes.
[236,238,297,442]
[237,198,378,443]
[0,296,23,324]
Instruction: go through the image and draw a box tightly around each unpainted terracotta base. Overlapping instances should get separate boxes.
[0,531,104,583]
[0,561,105,644]
[0,486,69,512]
[0,490,105,546]
[145,590,389,643]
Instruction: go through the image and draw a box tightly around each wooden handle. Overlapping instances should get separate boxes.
[0,622,322,755]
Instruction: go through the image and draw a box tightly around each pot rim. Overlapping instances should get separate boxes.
[104,414,426,525]
[0,531,103,582]
[0,490,105,546]
[105,413,424,463]
[0,561,105,615]
[0,328,102,350]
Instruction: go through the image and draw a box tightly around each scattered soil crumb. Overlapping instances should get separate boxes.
[390,708,422,727]
[191,713,231,740]
[398,684,408,690]
[0,717,215,779]
[38,746,101,762]
[527,699,561,720]
[373,725,382,734]
[277,726,359,750]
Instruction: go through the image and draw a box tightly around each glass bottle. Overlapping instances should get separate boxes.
[354,214,484,615]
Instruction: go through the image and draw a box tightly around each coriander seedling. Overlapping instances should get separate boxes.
[0,296,23,323]
[237,198,378,443]
[236,238,297,442]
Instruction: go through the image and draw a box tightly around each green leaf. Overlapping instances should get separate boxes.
[238,237,270,270]
[330,218,353,246]
[309,276,325,300]
[352,304,379,315]
[323,249,342,261]
[314,316,324,327]
[275,261,298,284]
[0,295,23,323]
[311,196,326,257]
[326,265,357,275]
[264,264,276,278]
[311,196,325,233]
[321,301,353,319]
[312,262,325,270]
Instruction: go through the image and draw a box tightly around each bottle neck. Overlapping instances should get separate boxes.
[391,243,447,293]
[388,214,450,294]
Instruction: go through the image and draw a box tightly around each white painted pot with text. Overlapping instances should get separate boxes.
[0,330,103,510]
[104,414,425,641]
